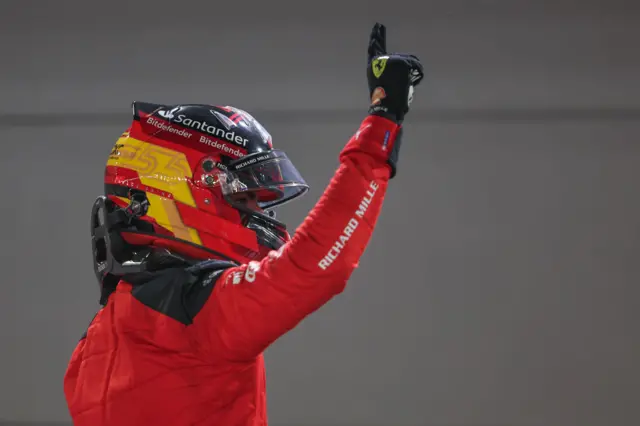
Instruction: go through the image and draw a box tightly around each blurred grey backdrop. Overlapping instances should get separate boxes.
[1,1,639,425]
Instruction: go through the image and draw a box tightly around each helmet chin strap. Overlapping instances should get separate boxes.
[245,219,287,251]
[229,200,288,251]
[230,196,285,230]
[239,209,276,227]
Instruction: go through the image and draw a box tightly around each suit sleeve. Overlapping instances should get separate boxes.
[194,115,402,360]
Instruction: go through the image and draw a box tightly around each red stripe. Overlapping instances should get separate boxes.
[175,202,259,252]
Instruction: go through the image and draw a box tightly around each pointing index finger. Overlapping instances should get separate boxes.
[368,22,387,62]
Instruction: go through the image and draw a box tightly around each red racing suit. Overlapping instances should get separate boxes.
[64,114,401,426]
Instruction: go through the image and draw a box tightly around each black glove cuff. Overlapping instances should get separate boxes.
[368,107,403,125]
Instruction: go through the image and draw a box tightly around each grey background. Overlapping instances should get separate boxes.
[0,1,639,425]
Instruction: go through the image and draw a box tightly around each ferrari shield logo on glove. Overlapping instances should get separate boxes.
[371,56,388,78]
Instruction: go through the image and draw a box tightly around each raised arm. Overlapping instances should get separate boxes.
[195,23,424,360]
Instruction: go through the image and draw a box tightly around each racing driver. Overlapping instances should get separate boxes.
[64,23,424,426]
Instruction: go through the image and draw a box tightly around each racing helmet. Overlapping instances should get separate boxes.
[97,101,309,269]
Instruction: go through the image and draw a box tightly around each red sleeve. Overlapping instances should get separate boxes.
[195,115,401,360]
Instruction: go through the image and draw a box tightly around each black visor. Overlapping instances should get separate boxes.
[222,150,309,210]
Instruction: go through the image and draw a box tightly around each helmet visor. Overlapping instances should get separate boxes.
[221,150,309,210]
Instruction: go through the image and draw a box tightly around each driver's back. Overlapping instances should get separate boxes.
[64,274,269,426]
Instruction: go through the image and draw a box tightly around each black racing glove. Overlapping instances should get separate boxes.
[367,23,424,124]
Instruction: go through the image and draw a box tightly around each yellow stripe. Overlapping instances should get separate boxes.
[149,195,201,244]
[107,136,202,243]
[107,136,196,207]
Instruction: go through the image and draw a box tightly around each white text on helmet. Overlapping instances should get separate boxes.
[199,135,245,157]
[233,154,271,170]
[146,117,193,139]
[161,111,250,147]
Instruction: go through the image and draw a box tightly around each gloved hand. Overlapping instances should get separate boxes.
[367,23,424,123]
